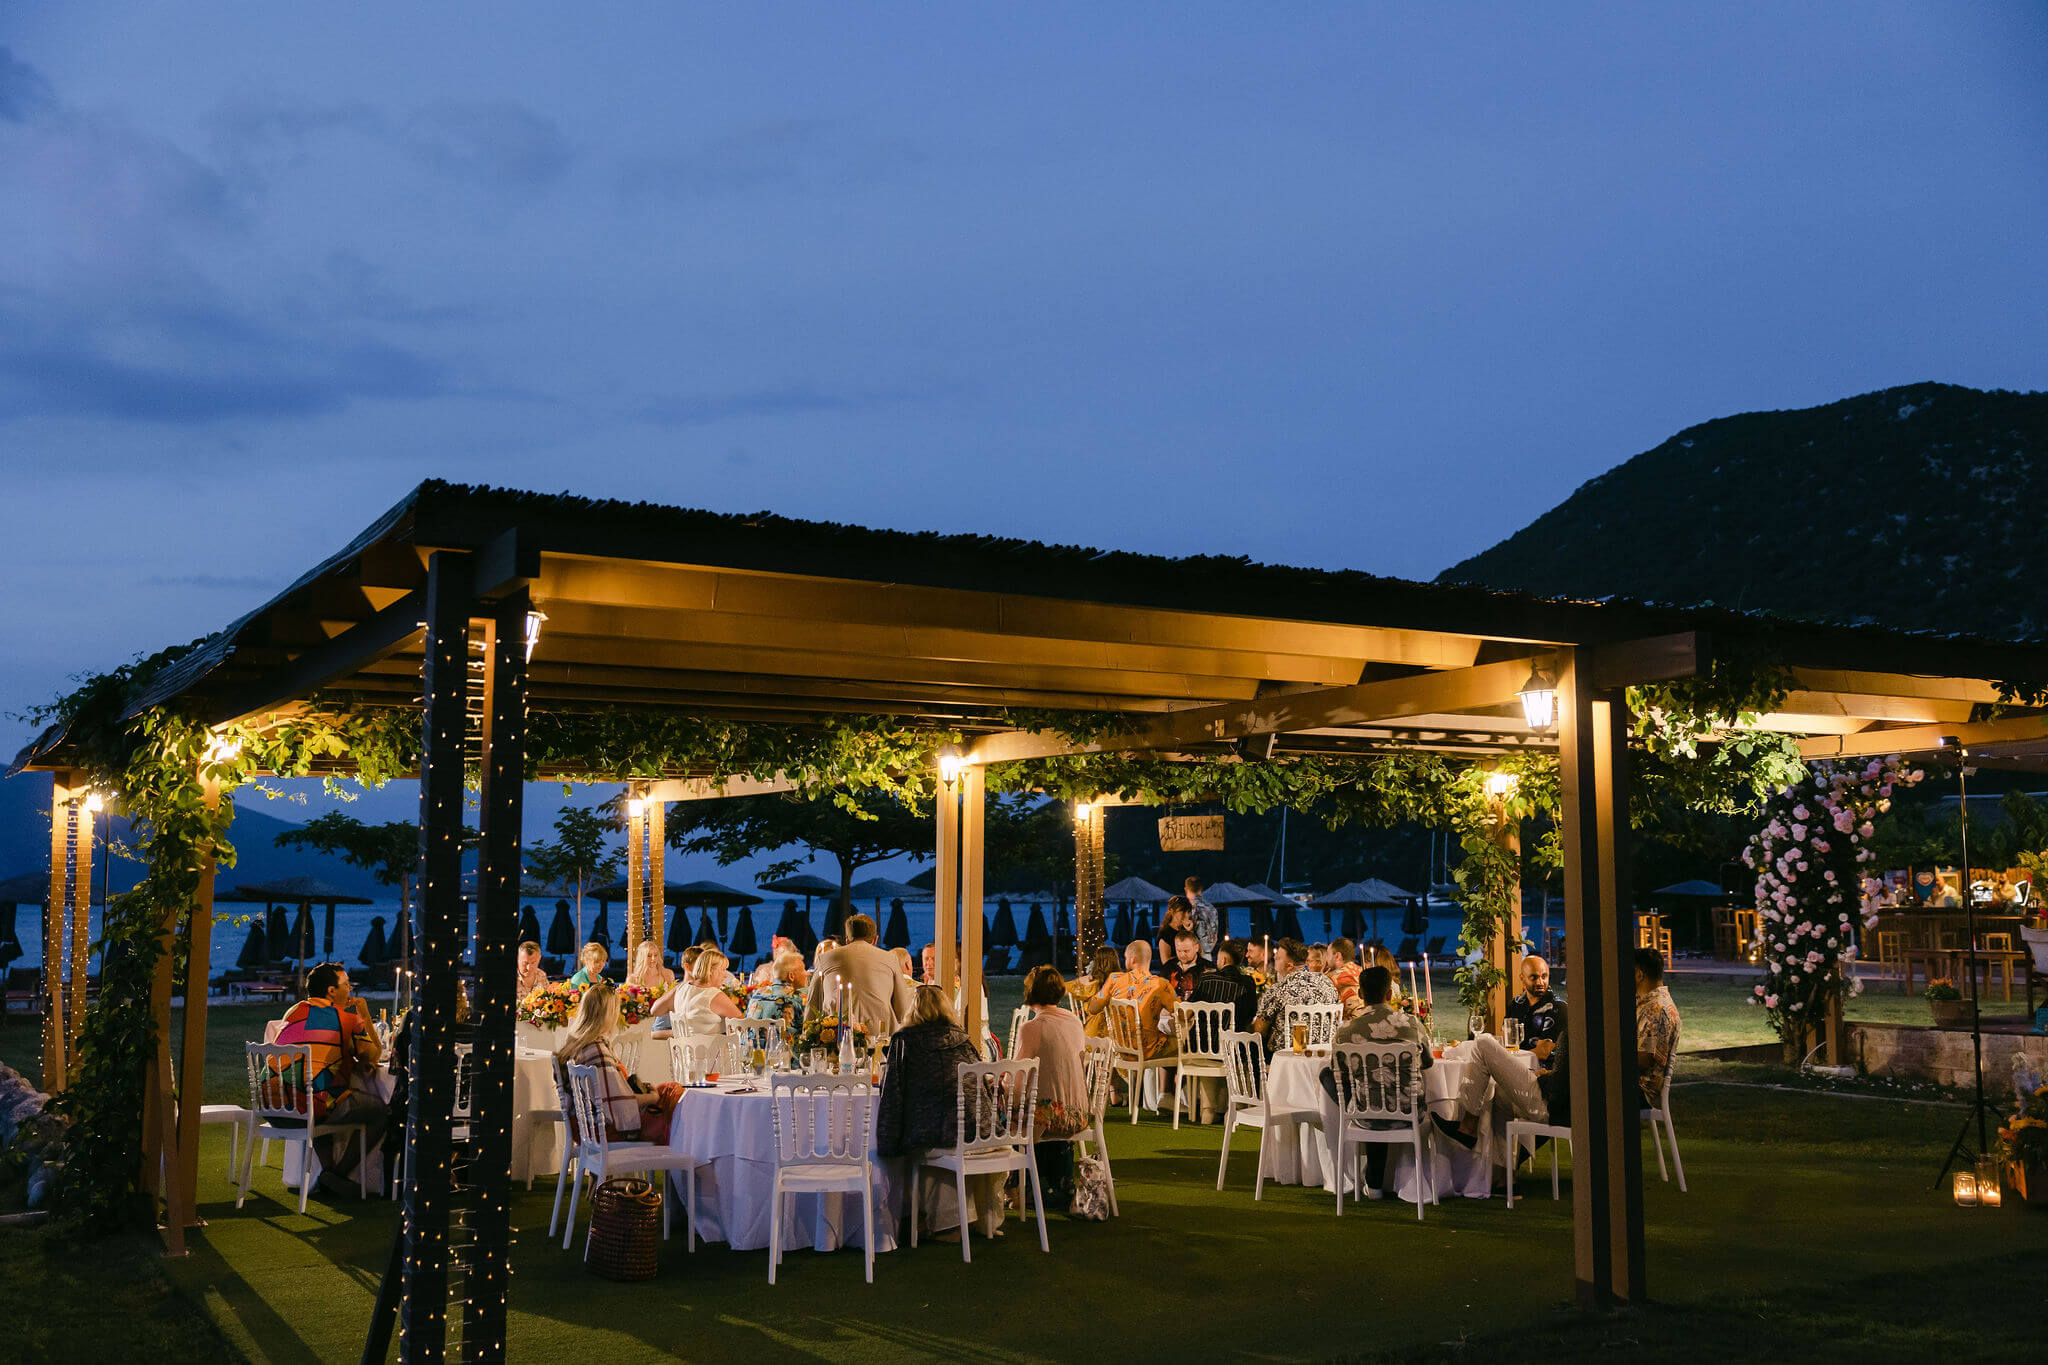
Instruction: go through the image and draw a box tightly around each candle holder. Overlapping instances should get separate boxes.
[1952,1170,1979,1206]
[1975,1154,2002,1208]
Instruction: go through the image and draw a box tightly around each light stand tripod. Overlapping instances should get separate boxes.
[1933,739,1997,1187]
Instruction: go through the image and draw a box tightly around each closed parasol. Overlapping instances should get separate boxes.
[588,904,612,948]
[730,905,760,959]
[883,899,910,951]
[236,920,269,969]
[546,900,576,955]
[359,915,389,966]
[988,897,1020,948]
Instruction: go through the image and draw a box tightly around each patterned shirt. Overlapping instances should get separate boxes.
[517,960,549,1000]
[1253,966,1339,1049]
[1104,969,1178,1058]
[273,999,371,1118]
[1188,892,1220,957]
[1332,1002,1434,1066]
[1326,964,1361,1017]
[1636,984,1681,1106]
[746,981,806,1041]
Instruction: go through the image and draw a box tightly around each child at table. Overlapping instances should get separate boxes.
[567,942,611,989]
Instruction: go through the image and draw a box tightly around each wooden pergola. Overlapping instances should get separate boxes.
[20,479,2048,1362]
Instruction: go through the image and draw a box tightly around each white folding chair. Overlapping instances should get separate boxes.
[1075,1037,1120,1216]
[1504,1118,1572,1208]
[1329,1040,1435,1220]
[1107,997,1177,1123]
[1170,1001,1233,1129]
[237,1042,374,1213]
[767,1072,878,1284]
[1643,1048,1687,1192]
[671,1032,737,1083]
[911,1058,1050,1262]
[560,1061,700,1256]
[1281,1001,1343,1056]
[172,1057,255,1179]
[736,1019,780,1058]
[1215,1029,1322,1197]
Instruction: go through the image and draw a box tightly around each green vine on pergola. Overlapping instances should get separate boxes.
[24,638,1798,1231]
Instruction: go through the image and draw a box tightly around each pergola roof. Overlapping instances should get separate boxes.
[19,478,2048,775]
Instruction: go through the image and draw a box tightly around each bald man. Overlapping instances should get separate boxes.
[1504,956,1565,1068]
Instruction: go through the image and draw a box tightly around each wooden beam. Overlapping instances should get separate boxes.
[533,554,1491,670]
[167,785,218,1247]
[474,526,539,600]
[935,772,959,998]
[1774,691,1973,724]
[965,656,1546,765]
[203,587,426,724]
[536,599,1371,687]
[1585,631,1704,690]
[960,765,985,1046]
[1785,668,2000,704]
[641,774,799,803]
[1798,712,2048,761]
[43,777,71,1092]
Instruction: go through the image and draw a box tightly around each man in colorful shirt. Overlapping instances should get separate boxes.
[1185,877,1220,958]
[1325,937,1363,1017]
[274,962,385,1189]
[1634,947,1682,1106]
[1252,938,1339,1054]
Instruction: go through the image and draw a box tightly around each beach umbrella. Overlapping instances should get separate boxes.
[988,898,1020,948]
[389,912,414,963]
[1277,901,1306,940]
[1110,903,1133,946]
[264,905,289,959]
[823,897,852,943]
[236,920,269,969]
[758,873,838,911]
[322,902,336,955]
[0,903,20,966]
[1102,876,1171,905]
[1317,879,1412,946]
[773,899,804,940]
[1340,906,1367,941]
[665,907,690,953]
[359,915,389,966]
[730,905,760,959]
[695,909,720,947]
[588,904,612,948]
[545,900,576,955]
[517,903,542,945]
[1017,904,1054,971]
[1024,902,1050,944]
[289,905,314,958]
[883,899,910,950]
[789,911,818,960]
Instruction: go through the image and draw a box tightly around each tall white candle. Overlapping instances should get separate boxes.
[1408,961,1418,1002]
[1422,955,1434,1004]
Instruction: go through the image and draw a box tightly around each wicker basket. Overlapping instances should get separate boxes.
[585,1177,662,1281]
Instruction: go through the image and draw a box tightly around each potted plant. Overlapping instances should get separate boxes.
[2022,908,2048,974]
[1925,978,1968,1029]
[2000,1085,2048,1207]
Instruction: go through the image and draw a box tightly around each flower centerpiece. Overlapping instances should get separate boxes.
[795,1011,870,1059]
[617,982,657,1027]
[1923,977,1967,1029]
[518,980,584,1030]
[2000,1064,2048,1206]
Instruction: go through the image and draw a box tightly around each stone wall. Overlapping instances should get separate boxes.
[0,1062,66,1209]
[1850,1022,2047,1097]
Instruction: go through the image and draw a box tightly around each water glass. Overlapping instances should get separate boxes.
[1504,1018,1523,1051]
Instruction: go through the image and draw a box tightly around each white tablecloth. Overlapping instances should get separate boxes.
[665,1081,904,1253]
[1262,1042,1531,1202]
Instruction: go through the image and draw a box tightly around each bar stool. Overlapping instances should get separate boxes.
[1873,931,1903,981]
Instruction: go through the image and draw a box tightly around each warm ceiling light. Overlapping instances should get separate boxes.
[1486,771,1516,798]
[936,748,964,786]
[1518,664,1558,734]
[1074,801,1093,822]
[523,609,547,663]
[626,796,645,819]
[205,732,243,765]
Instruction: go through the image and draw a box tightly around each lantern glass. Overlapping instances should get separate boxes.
[1953,1170,1979,1206]
[1074,801,1092,822]
[626,797,645,819]
[1975,1154,2002,1207]
[1518,665,1558,732]
[84,792,105,813]
[937,752,963,785]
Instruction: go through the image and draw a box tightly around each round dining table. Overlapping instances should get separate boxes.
[1260,1039,1534,1202]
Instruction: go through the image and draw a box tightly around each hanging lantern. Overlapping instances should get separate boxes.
[1518,663,1558,734]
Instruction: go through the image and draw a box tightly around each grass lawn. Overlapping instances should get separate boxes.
[6,977,2045,1362]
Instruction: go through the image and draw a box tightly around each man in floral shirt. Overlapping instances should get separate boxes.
[1634,948,1681,1106]
[1252,938,1339,1054]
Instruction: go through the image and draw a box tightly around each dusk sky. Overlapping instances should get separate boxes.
[3,5,2045,843]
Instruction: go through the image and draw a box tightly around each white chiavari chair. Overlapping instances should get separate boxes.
[237,1042,374,1213]
[1329,1040,1435,1220]
[1169,1001,1233,1129]
[768,1072,878,1285]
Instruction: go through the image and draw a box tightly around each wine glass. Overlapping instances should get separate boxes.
[1467,1010,1487,1041]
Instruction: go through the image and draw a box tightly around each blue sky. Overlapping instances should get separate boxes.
[2,4,2045,857]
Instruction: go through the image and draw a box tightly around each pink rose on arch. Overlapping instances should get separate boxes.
[1764,994,1779,1008]
[1792,805,1810,821]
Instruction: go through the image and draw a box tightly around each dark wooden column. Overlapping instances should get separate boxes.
[401,551,473,1362]
[465,589,527,1363]
[1557,647,1646,1306]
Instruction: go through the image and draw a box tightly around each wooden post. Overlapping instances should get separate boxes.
[960,765,986,1044]
[43,776,73,1092]
[398,551,473,1363]
[1074,801,1106,975]
[935,769,959,996]
[1486,811,1522,1034]
[1558,648,1646,1307]
[142,811,182,1235]
[625,791,644,966]
[466,590,526,1364]
[647,797,666,959]
[69,793,94,1065]
[166,780,219,1245]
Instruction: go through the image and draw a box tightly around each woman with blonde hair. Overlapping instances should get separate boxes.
[629,940,680,1036]
[656,947,743,1035]
[555,981,680,1142]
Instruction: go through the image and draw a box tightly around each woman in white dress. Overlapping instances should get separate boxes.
[656,947,743,1035]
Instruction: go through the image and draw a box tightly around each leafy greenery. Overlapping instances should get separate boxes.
[522,803,625,931]
[666,790,936,925]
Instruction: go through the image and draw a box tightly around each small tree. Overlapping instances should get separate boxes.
[274,812,425,998]
[523,803,625,945]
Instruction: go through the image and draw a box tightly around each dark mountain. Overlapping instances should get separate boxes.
[1439,382,2048,639]
[0,772,386,899]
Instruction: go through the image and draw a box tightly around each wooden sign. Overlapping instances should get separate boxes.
[1158,814,1225,852]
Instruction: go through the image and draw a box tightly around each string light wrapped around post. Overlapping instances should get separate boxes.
[1073,799,1106,972]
